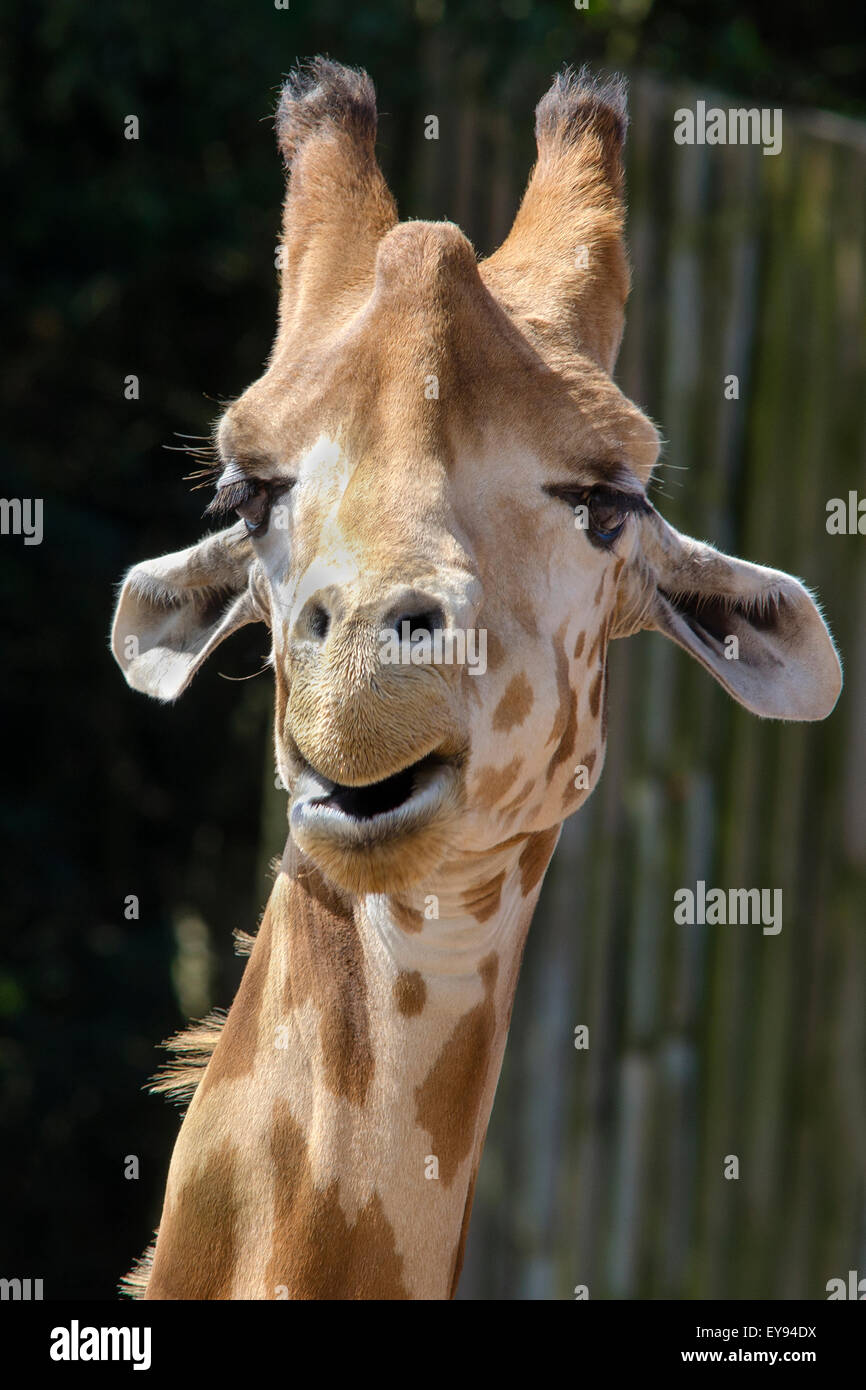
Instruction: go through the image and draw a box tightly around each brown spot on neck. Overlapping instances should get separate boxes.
[394,970,427,1016]
[518,825,560,896]
[265,1101,410,1299]
[391,898,424,933]
[198,905,274,1098]
[282,850,373,1107]
[473,755,523,811]
[457,833,530,862]
[461,871,506,923]
[500,778,535,817]
[560,749,596,810]
[573,629,586,659]
[545,625,578,780]
[545,624,572,748]
[491,672,534,732]
[546,689,578,782]
[484,630,506,672]
[414,953,499,1187]
[589,666,603,718]
[586,613,610,668]
[145,1141,240,1299]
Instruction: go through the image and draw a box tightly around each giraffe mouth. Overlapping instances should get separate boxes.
[289,751,461,847]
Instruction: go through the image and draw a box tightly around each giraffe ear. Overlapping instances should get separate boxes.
[111,524,266,702]
[626,511,842,721]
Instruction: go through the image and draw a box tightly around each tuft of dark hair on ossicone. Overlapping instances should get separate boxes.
[275,56,378,168]
[535,64,629,152]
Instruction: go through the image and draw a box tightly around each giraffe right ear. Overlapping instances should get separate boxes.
[110,524,266,702]
[617,508,842,721]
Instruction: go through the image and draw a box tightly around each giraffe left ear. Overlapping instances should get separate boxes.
[110,523,266,702]
[621,510,843,721]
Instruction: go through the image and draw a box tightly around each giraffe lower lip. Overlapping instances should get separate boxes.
[290,753,458,843]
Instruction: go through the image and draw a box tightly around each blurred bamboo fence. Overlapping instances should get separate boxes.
[258,70,866,1300]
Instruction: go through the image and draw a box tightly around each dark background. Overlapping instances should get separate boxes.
[2,0,864,1299]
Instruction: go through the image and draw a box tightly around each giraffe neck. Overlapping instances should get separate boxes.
[143,826,560,1300]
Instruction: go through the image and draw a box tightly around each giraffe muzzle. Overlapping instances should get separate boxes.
[287,742,465,891]
[290,749,460,845]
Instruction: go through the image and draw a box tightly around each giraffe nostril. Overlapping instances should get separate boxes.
[307,604,330,641]
[391,607,446,640]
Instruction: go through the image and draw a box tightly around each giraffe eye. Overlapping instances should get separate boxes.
[545,481,649,549]
[206,477,267,530]
[587,488,628,543]
[234,482,270,534]
[205,477,295,536]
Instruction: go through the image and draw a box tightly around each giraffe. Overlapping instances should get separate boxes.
[111,59,842,1300]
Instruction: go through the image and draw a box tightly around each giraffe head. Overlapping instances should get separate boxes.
[112,61,841,897]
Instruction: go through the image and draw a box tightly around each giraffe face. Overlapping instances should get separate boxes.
[111,64,841,898]
[201,219,661,893]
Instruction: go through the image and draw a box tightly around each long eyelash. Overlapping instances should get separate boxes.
[546,483,651,515]
[204,479,259,519]
[590,486,651,516]
[162,432,222,492]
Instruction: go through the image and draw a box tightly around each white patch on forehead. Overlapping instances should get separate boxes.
[296,434,346,488]
[255,434,354,599]
[291,434,362,604]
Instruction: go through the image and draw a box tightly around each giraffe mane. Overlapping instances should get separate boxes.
[119,1237,157,1300]
[146,916,264,1109]
[232,926,257,957]
[148,1009,228,1107]
[120,925,266,1296]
